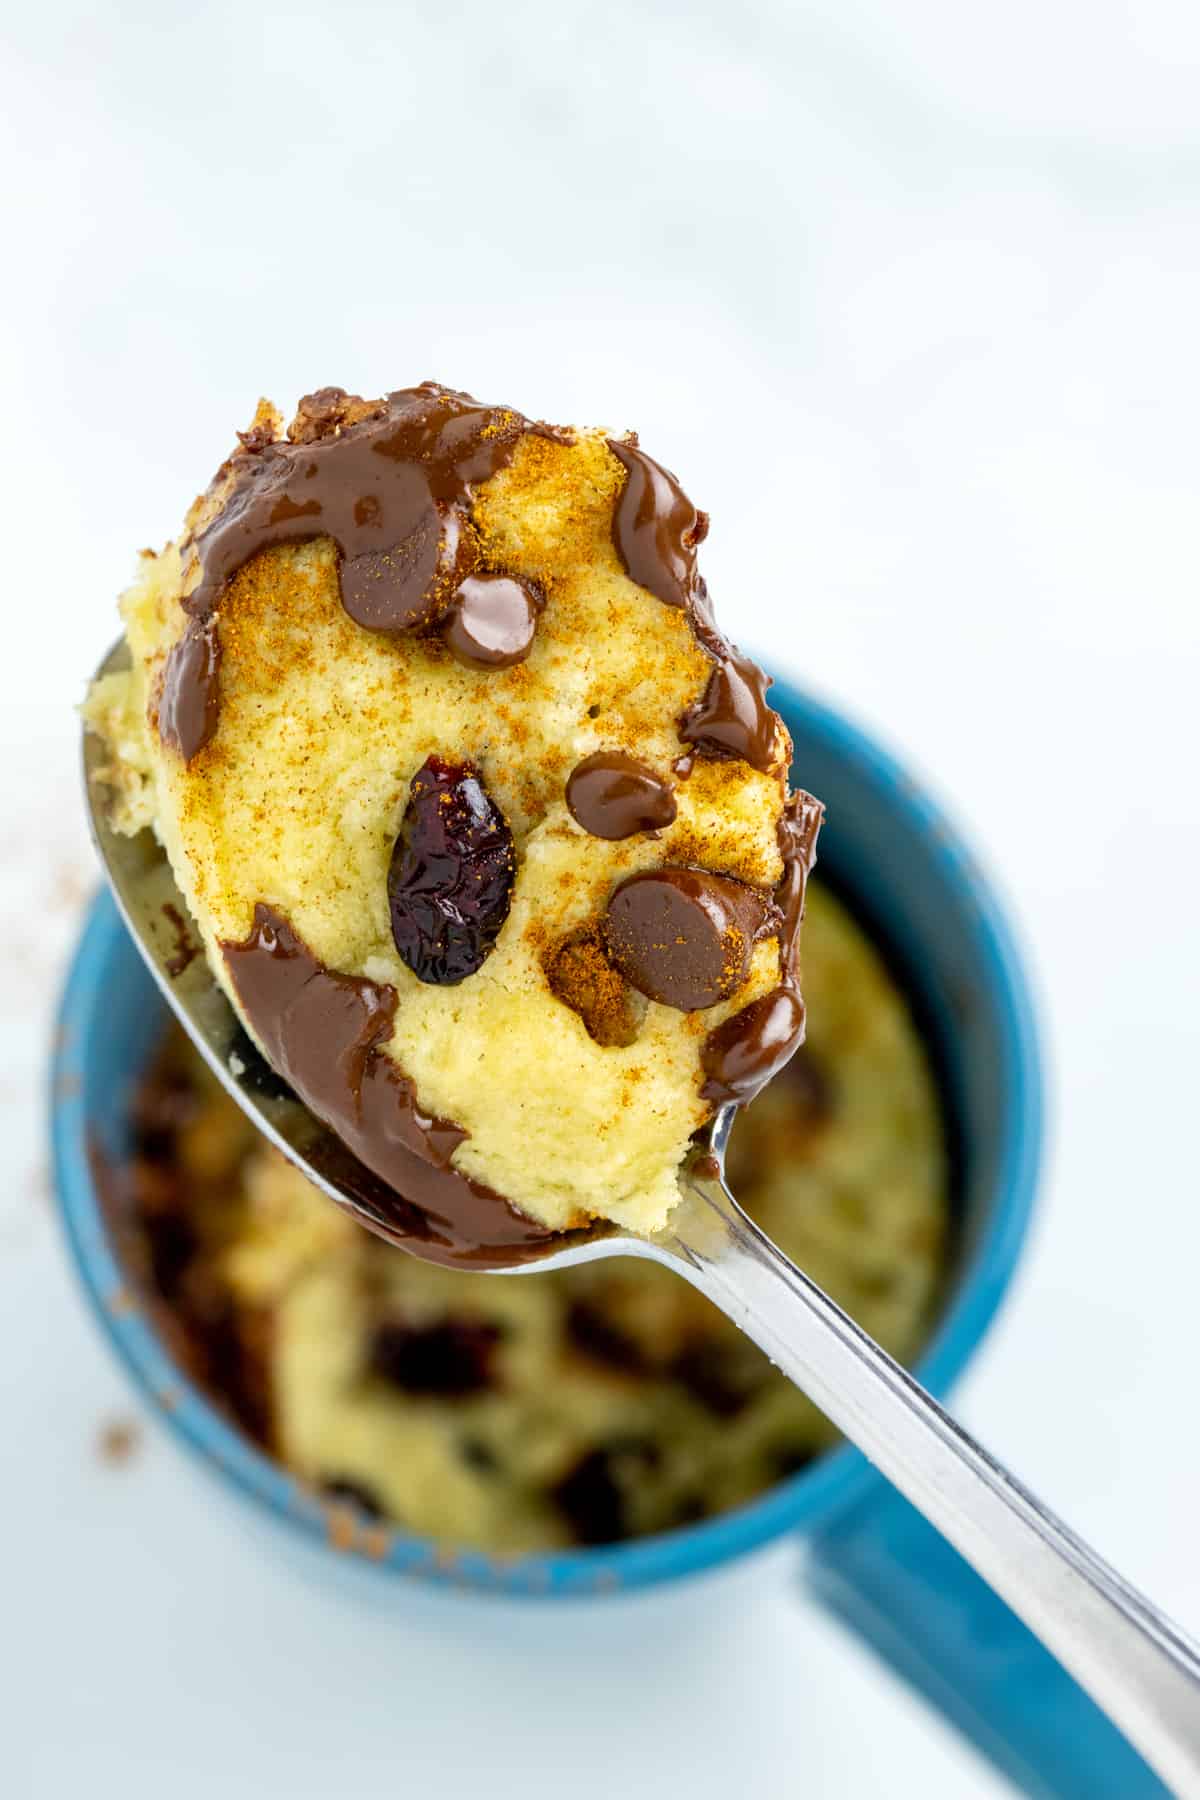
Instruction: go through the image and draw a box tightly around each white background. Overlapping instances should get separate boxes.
[3,2,1200,1794]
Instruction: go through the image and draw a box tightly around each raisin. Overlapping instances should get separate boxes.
[321,1476,386,1519]
[367,1318,502,1396]
[388,756,515,985]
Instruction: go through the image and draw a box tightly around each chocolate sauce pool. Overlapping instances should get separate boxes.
[222,906,558,1267]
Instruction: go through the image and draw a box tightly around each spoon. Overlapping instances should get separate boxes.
[85,640,1200,1791]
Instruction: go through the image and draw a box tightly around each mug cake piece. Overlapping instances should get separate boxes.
[84,382,822,1262]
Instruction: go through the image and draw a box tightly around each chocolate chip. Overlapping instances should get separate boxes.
[671,1339,769,1417]
[785,1044,835,1123]
[607,439,706,609]
[771,1446,814,1480]
[459,1438,500,1474]
[700,986,805,1104]
[678,638,779,772]
[321,1476,386,1519]
[565,1300,648,1373]
[132,1071,199,1160]
[339,501,462,632]
[553,1450,626,1545]
[442,573,541,669]
[367,1319,502,1396]
[602,868,778,1011]
[565,752,677,840]
[551,1439,658,1546]
[142,1208,198,1301]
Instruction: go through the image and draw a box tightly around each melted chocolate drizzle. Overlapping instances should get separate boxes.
[681,586,781,772]
[221,905,558,1266]
[442,573,543,669]
[162,384,553,764]
[606,439,708,609]
[700,792,824,1104]
[157,616,221,761]
[186,384,535,630]
[606,440,781,774]
[604,432,822,1101]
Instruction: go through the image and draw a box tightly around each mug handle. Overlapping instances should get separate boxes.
[807,1485,1169,1799]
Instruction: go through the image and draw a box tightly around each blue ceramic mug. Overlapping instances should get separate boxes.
[51,681,1160,1797]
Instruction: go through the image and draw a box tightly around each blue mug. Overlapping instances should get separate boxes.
[51,680,1159,1797]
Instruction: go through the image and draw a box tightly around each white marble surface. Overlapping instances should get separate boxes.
[4,2,1200,1794]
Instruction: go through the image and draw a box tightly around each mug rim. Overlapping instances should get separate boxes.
[50,679,1043,1597]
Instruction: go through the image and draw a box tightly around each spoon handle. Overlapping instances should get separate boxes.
[664,1162,1200,1794]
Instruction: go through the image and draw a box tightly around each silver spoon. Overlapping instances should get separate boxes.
[84,639,1200,1792]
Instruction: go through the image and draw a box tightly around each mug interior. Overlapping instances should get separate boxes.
[52,679,1042,1596]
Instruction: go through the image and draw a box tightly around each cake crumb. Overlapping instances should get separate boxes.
[97,1417,141,1465]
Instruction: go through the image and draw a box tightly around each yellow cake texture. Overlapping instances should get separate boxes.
[85,384,819,1253]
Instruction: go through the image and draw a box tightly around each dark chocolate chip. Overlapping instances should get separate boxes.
[678,638,779,772]
[321,1476,386,1519]
[551,1439,658,1547]
[141,1208,199,1302]
[565,1300,648,1373]
[442,573,541,669]
[553,1449,627,1546]
[565,752,677,840]
[700,986,806,1105]
[339,500,463,632]
[602,868,777,1011]
[771,1446,814,1480]
[607,439,707,609]
[785,1044,835,1123]
[132,1071,199,1161]
[671,1339,770,1418]
[367,1319,502,1397]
